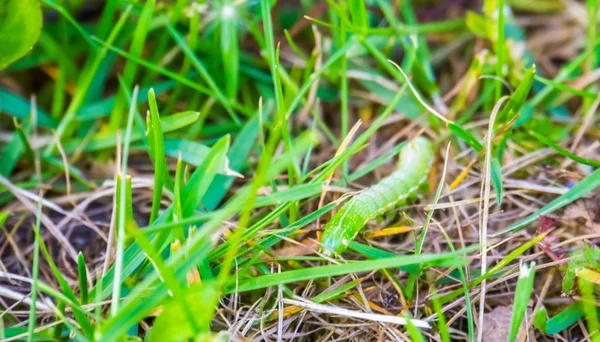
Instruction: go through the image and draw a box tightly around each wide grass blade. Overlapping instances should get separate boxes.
[225,246,478,293]
[508,262,536,341]
[146,89,167,224]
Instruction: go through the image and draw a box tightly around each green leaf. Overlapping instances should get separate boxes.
[465,11,493,40]
[447,122,483,151]
[498,65,536,122]
[533,307,548,333]
[0,0,43,70]
[149,283,220,342]
[545,303,585,334]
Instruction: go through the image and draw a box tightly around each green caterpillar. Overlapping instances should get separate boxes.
[321,137,435,255]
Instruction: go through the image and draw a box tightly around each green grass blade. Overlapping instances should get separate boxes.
[45,5,133,155]
[146,89,166,224]
[0,89,57,128]
[27,200,43,342]
[109,0,155,130]
[494,168,600,235]
[166,23,240,125]
[111,85,138,317]
[508,262,536,341]
[77,252,88,305]
[404,313,427,342]
[181,135,230,216]
[225,246,478,293]
[529,130,600,167]
[220,0,239,99]
[62,111,199,154]
[491,158,504,205]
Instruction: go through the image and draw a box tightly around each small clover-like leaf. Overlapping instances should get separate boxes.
[0,0,43,70]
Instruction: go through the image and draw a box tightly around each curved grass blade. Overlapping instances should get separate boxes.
[529,130,600,168]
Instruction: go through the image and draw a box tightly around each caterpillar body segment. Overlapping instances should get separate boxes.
[320,137,435,256]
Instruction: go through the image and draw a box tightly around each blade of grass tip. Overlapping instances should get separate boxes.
[494,167,600,235]
[111,86,138,317]
[108,0,155,130]
[529,130,600,168]
[166,23,241,125]
[77,252,88,306]
[508,262,536,341]
[27,199,43,342]
[45,5,133,155]
[283,29,307,60]
[146,89,167,224]
[388,60,449,124]
[220,0,239,99]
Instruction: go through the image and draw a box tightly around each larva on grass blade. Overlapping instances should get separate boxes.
[320,136,435,256]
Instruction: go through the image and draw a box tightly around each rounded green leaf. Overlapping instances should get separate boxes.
[0,0,43,70]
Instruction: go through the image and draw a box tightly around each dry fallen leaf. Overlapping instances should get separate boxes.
[482,305,531,342]
[562,198,600,233]
[274,238,319,257]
